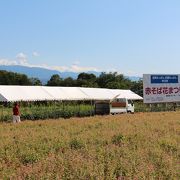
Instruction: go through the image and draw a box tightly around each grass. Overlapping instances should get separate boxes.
[0,112,179,179]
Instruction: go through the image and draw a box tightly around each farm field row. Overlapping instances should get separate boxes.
[0,112,179,179]
[0,101,179,122]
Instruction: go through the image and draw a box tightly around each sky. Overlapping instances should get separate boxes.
[0,0,180,76]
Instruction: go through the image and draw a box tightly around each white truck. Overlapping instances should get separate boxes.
[95,98,134,115]
[110,98,134,114]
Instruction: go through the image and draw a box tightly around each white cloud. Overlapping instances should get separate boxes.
[0,53,101,73]
[0,57,141,76]
[0,58,140,76]
[49,64,100,72]
[104,67,142,76]
[70,64,99,72]
[32,51,40,57]
[0,52,143,76]
[16,52,27,60]
[50,65,70,72]
[0,59,18,66]
[16,52,28,65]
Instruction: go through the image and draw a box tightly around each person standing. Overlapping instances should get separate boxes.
[13,102,21,123]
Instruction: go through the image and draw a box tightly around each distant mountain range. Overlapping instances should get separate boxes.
[127,76,142,81]
[0,65,100,84]
[0,65,141,84]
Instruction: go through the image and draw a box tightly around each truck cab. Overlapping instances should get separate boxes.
[110,98,134,114]
[127,99,134,113]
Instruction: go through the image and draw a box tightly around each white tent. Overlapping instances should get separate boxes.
[42,87,90,101]
[79,87,116,100]
[0,85,54,102]
[0,85,143,102]
[60,87,90,100]
[42,86,71,101]
[110,89,143,100]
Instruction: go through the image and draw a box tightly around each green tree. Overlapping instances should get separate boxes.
[30,78,42,86]
[76,73,98,87]
[17,74,32,85]
[130,79,143,97]
[97,72,131,89]
[77,73,96,81]
[46,74,63,86]
[62,77,76,87]
[0,70,32,85]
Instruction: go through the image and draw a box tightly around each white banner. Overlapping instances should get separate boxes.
[143,74,180,103]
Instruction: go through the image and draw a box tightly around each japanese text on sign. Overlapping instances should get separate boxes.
[143,74,180,103]
[151,75,178,83]
[145,87,180,95]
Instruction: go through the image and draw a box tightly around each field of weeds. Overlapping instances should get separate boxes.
[0,112,179,179]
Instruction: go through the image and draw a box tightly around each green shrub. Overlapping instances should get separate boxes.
[160,141,178,154]
[69,138,85,150]
[113,163,128,178]
[112,134,125,146]
[0,103,94,121]
[19,151,40,165]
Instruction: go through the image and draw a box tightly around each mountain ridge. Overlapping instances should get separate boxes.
[0,65,141,84]
[0,65,100,84]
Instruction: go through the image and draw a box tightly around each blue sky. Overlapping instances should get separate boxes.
[0,0,180,76]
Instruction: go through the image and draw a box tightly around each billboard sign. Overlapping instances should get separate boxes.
[143,74,180,103]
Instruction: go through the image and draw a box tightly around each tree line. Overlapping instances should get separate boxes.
[0,70,143,96]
